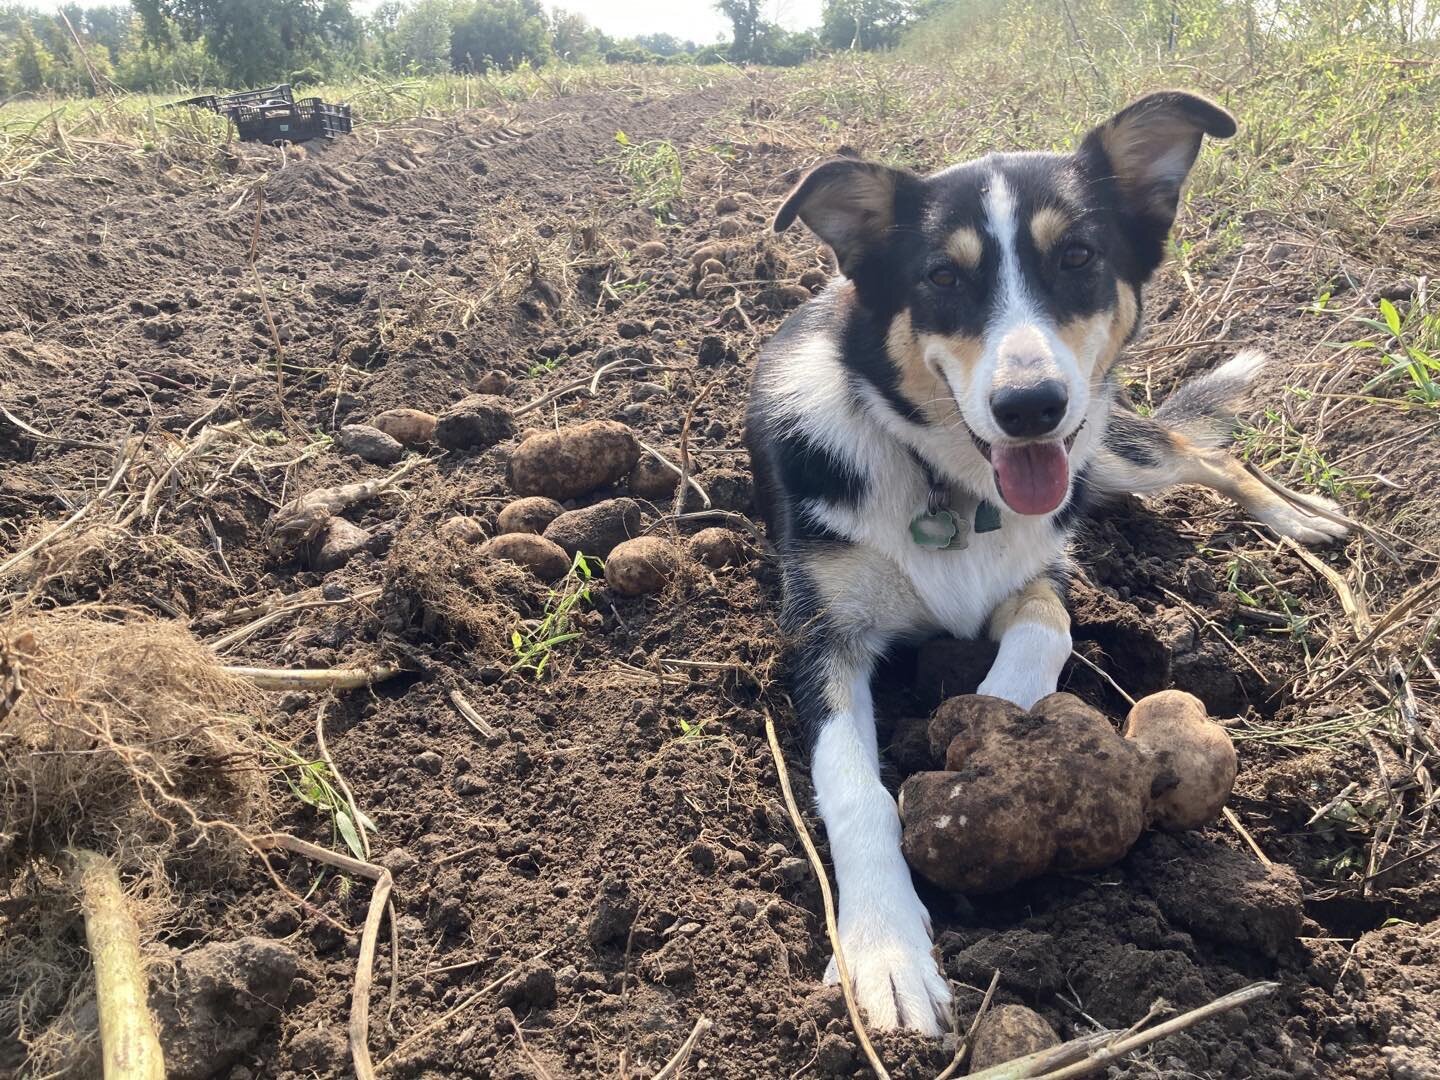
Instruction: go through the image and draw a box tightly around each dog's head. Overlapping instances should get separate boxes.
[775,91,1234,516]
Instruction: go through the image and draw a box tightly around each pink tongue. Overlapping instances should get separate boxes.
[992,441,1070,515]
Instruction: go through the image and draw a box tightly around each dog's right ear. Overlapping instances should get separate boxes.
[774,158,920,274]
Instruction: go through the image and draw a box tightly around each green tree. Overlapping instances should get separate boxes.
[9,22,54,92]
[716,0,762,59]
[550,7,601,61]
[449,0,549,72]
[132,0,360,86]
[391,0,452,73]
[820,0,917,50]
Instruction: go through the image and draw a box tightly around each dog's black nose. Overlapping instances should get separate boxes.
[990,380,1068,438]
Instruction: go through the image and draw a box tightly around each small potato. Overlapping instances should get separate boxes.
[1124,689,1237,830]
[605,536,680,596]
[685,527,747,569]
[507,421,641,501]
[628,455,680,500]
[968,1005,1059,1072]
[497,496,565,535]
[371,408,437,447]
[437,515,486,545]
[480,533,570,580]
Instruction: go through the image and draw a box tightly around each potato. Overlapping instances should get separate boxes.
[627,454,680,500]
[900,689,1238,895]
[968,1005,1060,1072]
[604,536,680,596]
[496,496,565,535]
[507,421,641,501]
[900,694,1149,894]
[370,408,437,447]
[437,515,486,545]
[686,527,747,568]
[479,533,570,580]
[1124,689,1237,830]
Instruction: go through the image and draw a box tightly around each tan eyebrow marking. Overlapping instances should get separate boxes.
[945,226,983,269]
[1029,207,1071,253]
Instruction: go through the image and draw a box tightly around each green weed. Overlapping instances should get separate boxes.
[265,738,375,860]
[510,552,599,678]
[613,130,684,220]
[1352,292,1440,406]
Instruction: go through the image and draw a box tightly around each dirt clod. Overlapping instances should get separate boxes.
[308,517,371,571]
[150,937,299,1080]
[337,423,404,465]
[435,393,516,452]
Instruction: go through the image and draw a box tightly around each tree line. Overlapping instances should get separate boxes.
[0,0,932,97]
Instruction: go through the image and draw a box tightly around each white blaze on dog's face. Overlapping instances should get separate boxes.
[774,91,1236,516]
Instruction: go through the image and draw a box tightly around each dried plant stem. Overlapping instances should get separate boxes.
[967,981,1278,1080]
[649,1016,712,1079]
[0,443,133,579]
[763,712,891,1080]
[68,848,165,1080]
[671,376,721,524]
[223,664,401,690]
[378,945,558,1069]
[254,833,393,1080]
[935,969,1001,1080]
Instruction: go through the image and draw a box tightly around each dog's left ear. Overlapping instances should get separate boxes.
[774,157,921,275]
[1080,91,1235,254]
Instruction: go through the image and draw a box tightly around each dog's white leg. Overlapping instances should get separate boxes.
[977,574,1072,709]
[807,645,952,1036]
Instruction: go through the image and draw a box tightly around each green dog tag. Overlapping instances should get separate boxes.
[911,509,972,550]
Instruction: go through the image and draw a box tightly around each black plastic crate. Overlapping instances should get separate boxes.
[166,84,292,115]
[231,98,352,145]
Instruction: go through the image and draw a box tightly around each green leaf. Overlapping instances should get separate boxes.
[336,810,364,860]
[1380,297,1402,337]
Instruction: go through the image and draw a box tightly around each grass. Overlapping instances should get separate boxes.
[612,130,685,220]
[509,551,599,679]
[1235,407,1368,501]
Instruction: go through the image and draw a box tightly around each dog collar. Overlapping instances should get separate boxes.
[909,455,1002,550]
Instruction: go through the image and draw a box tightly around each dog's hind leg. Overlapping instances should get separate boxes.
[1092,350,1351,544]
[784,545,952,1035]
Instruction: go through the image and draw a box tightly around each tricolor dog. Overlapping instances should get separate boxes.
[745,92,1347,1034]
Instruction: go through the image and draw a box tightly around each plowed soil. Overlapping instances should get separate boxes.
[2,79,1437,1080]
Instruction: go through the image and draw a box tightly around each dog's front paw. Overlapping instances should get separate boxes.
[1254,492,1350,545]
[977,667,1053,710]
[823,913,951,1035]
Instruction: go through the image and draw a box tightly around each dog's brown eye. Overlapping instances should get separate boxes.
[928,266,959,288]
[1060,243,1094,269]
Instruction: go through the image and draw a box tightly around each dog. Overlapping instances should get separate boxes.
[744,91,1348,1035]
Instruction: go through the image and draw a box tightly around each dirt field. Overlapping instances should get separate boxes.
[3,71,1439,1080]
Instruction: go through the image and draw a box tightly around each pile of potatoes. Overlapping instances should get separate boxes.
[899,690,1238,894]
[406,415,749,594]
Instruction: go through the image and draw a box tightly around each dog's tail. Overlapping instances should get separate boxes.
[1151,348,1266,449]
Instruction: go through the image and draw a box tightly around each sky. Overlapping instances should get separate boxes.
[558,0,825,44]
[30,0,827,45]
